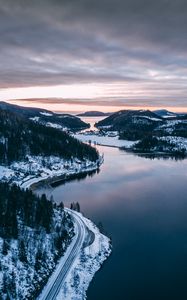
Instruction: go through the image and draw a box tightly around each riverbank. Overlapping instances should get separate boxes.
[10,153,111,300]
[0,154,103,190]
[74,132,136,148]
[21,155,103,190]
[37,208,112,300]
[37,137,187,300]
[56,209,112,300]
[75,132,187,159]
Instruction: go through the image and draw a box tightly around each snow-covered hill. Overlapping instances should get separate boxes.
[86,109,187,158]
[0,184,74,300]
[0,101,89,131]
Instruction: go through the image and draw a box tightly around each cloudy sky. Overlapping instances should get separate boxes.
[0,0,187,112]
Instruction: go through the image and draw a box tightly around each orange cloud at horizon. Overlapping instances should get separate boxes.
[0,84,187,114]
[4,98,187,114]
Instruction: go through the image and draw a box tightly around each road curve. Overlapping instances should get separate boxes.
[38,209,87,300]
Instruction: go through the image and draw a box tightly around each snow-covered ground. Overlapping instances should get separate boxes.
[0,155,102,189]
[45,122,65,130]
[0,208,75,300]
[159,136,187,151]
[57,210,112,300]
[137,115,161,122]
[40,112,53,116]
[0,154,110,300]
[158,119,187,134]
[29,117,68,131]
[75,132,136,148]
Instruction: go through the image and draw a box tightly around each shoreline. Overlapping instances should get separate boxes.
[56,209,112,300]
[19,155,104,190]
[19,154,112,300]
[74,133,187,159]
[123,148,187,159]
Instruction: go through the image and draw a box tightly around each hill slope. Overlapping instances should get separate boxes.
[0,102,89,131]
[95,110,163,140]
[91,109,187,157]
[0,108,100,186]
[0,182,74,300]
[153,109,177,118]
[0,108,98,164]
[96,110,162,128]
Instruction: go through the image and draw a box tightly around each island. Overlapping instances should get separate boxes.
[77,110,111,117]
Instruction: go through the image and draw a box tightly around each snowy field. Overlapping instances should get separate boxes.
[75,133,136,148]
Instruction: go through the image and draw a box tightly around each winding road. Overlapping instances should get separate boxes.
[38,209,88,300]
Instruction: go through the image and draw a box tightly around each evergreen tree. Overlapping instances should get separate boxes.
[76,202,80,212]
[9,271,17,299]
[0,108,99,164]
[18,240,27,263]
[2,240,9,256]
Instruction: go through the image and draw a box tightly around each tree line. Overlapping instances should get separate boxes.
[0,182,54,238]
[0,109,99,164]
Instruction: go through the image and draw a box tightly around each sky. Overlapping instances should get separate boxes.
[0,0,187,113]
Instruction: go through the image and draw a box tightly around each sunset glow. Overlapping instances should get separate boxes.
[1,83,187,113]
[0,0,187,112]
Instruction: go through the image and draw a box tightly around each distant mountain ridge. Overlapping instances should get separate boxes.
[95,109,163,130]
[153,109,177,118]
[96,109,187,129]
[153,109,187,119]
[0,101,89,131]
[77,111,111,117]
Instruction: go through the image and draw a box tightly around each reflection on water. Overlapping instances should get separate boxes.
[51,169,99,188]
[37,145,187,300]
[79,116,105,131]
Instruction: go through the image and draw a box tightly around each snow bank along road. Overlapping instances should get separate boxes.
[38,208,90,300]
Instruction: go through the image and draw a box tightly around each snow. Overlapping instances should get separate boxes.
[44,122,69,131]
[158,119,187,134]
[162,115,175,118]
[57,210,112,300]
[40,112,53,116]
[0,209,74,300]
[0,113,112,300]
[137,116,161,122]
[30,116,40,122]
[37,209,111,300]
[0,155,103,189]
[45,122,64,129]
[75,133,136,148]
[97,125,112,130]
[0,154,108,300]
[159,136,187,151]
[0,165,15,181]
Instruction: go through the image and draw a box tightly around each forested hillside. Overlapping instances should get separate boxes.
[0,183,74,299]
[0,109,98,164]
[0,101,89,131]
[94,109,187,157]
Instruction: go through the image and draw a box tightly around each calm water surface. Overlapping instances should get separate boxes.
[37,117,187,300]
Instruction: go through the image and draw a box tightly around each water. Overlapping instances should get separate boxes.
[80,116,106,131]
[37,117,187,300]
